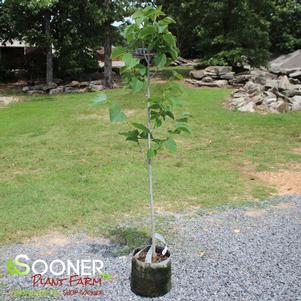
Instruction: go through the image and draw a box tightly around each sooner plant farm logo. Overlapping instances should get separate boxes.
[6,254,112,297]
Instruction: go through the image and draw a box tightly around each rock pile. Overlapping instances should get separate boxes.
[229,71,301,113]
[22,80,119,95]
[185,66,234,87]
[171,57,198,67]
[186,64,301,113]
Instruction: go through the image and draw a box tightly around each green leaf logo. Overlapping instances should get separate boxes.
[6,258,21,276]
[98,271,112,281]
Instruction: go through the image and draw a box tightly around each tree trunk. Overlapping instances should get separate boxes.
[104,0,113,88]
[146,55,156,260]
[45,12,53,84]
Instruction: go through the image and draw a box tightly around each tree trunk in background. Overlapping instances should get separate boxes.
[104,0,113,88]
[45,12,53,84]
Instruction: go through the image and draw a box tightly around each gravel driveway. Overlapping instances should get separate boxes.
[1,195,300,301]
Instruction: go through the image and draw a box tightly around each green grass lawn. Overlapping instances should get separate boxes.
[0,85,300,244]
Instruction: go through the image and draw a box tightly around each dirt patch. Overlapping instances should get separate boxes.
[0,96,22,106]
[78,113,102,120]
[244,208,267,217]
[293,147,301,155]
[273,202,295,210]
[25,232,70,248]
[23,232,71,255]
[256,171,301,195]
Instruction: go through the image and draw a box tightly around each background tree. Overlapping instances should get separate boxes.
[159,0,271,66]
[268,0,301,54]
[99,0,150,88]
[157,0,202,58]
[0,0,107,82]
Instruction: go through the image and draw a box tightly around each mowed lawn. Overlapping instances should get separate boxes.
[0,85,300,244]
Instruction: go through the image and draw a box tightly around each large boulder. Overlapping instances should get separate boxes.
[90,80,104,85]
[220,72,235,80]
[65,87,81,93]
[278,76,292,91]
[244,81,263,94]
[27,90,46,95]
[202,76,213,82]
[49,86,65,95]
[238,102,255,112]
[79,81,89,88]
[69,80,80,88]
[215,80,229,87]
[289,70,301,79]
[190,70,206,80]
[89,83,104,92]
[291,95,301,111]
[265,79,278,89]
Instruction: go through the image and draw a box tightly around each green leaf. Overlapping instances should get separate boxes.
[158,23,168,33]
[166,82,183,95]
[99,271,113,280]
[137,64,147,76]
[162,17,176,25]
[129,77,144,93]
[171,70,183,80]
[176,112,191,123]
[120,130,139,142]
[154,53,167,69]
[109,103,127,123]
[163,33,175,46]
[132,123,149,133]
[122,53,139,69]
[167,95,182,107]
[165,137,177,153]
[176,123,191,134]
[132,9,144,19]
[112,47,126,58]
[166,111,174,120]
[147,148,156,159]
[91,93,107,106]
[140,25,156,38]
[154,117,162,128]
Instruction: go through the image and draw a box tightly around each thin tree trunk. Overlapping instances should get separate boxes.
[104,22,113,88]
[146,56,156,260]
[104,0,113,88]
[45,12,53,84]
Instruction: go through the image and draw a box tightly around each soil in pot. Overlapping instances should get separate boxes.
[131,246,171,297]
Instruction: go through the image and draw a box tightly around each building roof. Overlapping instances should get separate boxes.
[0,40,29,48]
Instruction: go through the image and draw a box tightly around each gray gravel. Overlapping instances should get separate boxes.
[1,195,301,301]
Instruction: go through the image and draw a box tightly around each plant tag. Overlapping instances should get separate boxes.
[162,245,168,256]
[145,247,153,264]
[154,233,166,244]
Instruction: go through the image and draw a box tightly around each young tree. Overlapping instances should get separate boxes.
[106,6,190,261]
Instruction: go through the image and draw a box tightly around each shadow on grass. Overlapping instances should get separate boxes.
[109,227,149,256]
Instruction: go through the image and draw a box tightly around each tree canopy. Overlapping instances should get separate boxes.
[158,0,301,66]
[1,0,301,78]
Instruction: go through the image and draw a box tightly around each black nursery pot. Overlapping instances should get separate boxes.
[130,246,171,297]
